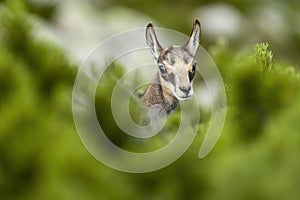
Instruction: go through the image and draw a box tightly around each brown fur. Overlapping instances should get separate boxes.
[141,73,178,115]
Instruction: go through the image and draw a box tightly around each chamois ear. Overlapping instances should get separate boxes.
[184,19,201,56]
[146,22,163,60]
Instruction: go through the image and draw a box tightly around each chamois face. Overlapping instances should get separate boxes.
[145,19,201,101]
[156,46,196,100]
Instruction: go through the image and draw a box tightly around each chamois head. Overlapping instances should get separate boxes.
[145,19,201,101]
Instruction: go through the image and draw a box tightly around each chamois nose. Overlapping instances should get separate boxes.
[179,86,191,95]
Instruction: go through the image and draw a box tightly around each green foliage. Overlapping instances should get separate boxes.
[210,39,300,142]
[255,42,274,72]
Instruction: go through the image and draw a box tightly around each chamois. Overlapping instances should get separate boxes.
[141,19,201,118]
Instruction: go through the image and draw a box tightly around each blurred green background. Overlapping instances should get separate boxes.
[1,0,300,199]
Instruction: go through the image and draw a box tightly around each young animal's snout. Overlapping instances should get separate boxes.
[179,85,191,95]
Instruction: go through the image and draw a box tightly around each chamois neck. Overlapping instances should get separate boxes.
[142,73,178,114]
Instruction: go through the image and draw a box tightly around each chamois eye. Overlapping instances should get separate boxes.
[158,65,167,74]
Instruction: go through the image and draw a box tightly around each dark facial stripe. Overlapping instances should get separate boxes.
[188,71,194,82]
[188,62,196,82]
[160,72,176,87]
[161,73,169,82]
[168,73,176,86]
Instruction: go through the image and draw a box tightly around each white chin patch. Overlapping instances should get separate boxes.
[176,95,192,101]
